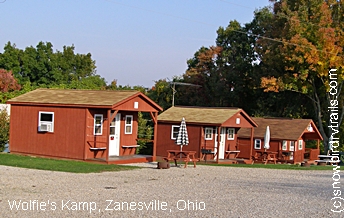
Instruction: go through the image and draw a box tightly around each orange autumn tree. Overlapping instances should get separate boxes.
[258,0,344,153]
[0,69,21,92]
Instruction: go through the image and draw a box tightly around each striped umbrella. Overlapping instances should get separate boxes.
[176,117,189,152]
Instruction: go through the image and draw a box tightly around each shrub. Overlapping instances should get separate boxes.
[0,109,9,151]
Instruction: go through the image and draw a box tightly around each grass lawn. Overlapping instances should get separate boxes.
[0,153,139,173]
[202,163,335,170]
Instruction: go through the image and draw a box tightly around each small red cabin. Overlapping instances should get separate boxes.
[156,106,258,162]
[7,89,162,163]
[237,117,323,164]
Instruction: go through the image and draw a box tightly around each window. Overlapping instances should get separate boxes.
[171,125,180,140]
[307,124,313,132]
[236,118,240,124]
[94,114,103,135]
[254,139,261,149]
[290,141,295,151]
[282,140,287,150]
[205,128,213,140]
[125,115,133,134]
[227,128,235,140]
[38,112,54,132]
[298,140,303,150]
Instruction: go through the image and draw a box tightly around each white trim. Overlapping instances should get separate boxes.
[38,111,54,132]
[298,139,303,150]
[282,140,287,151]
[254,139,261,149]
[94,114,103,135]
[171,125,180,140]
[205,127,213,140]
[125,115,133,134]
[227,128,235,140]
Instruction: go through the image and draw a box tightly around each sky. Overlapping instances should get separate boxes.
[0,0,271,88]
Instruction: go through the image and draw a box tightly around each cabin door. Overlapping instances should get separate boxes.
[214,128,226,160]
[109,113,121,156]
[219,128,226,159]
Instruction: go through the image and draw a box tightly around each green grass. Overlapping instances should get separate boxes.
[201,163,335,170]
[0,153,139,173]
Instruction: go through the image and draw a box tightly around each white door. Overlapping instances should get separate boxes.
[219,128,226,159]
[109,113,121,156]
[214,128,218,160]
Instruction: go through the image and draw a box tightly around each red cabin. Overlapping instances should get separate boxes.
[156,106,258,163]
[237,117,323,164]
[7,88,162,164]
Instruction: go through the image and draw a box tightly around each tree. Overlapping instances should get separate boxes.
[0,69,21,92]
[258,0,344,152]
[0,41,99,87]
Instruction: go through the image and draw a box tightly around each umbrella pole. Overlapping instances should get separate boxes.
[180,145,183,167]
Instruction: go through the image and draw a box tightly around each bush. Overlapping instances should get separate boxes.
[0,109,9,151]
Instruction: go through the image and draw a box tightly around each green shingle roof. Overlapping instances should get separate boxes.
[158,106,242,124]
[7,88,140,107]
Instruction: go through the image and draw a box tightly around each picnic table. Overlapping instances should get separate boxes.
[252,151,277,165]
[315,155,340,165]
[164,150,198,168]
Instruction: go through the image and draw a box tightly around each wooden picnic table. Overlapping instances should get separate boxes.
[164,150,198,168]
[252,151,277,165]
[315,155,340,165]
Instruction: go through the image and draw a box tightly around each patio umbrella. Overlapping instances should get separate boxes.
[176,117,189,166]
[264,125,270,151]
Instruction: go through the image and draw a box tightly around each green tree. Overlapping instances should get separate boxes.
[0,41,99,87]
[258,0,344,153]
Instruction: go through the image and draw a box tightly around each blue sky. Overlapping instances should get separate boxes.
[1,0,270,88]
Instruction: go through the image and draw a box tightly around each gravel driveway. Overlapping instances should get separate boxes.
[0,163,342,217]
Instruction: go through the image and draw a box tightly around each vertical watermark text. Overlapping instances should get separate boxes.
[329,69,343,213]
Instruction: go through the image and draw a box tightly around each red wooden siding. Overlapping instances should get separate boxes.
[85,109,108,159]
[222,112,255,128]
[119,112,138,155]
[115,96,159,112]
[156,123,201,158]
[10,105,86,159]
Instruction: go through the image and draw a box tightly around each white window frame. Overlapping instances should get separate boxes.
[205,127,213,140]
[254,139,261,149]
[38,111,54,132]
[171,125,180,140]
[282,140,287,151]
[94,114,103,135]
[227,128,235,140]
[298,140,303,150]
[290,141,295,151]
[125,115,133,134]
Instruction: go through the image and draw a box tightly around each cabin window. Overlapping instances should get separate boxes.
[254,139,261,149]
[307,124,313,132]
[38,111,54,132]
[282,140,287,150]
[205,127,213,140]
[94,114,103,135]
[227,128,235,140]
[290,141,295,151]
[298,140,303,150]
[125,115,133,134]
[171,125,180,140]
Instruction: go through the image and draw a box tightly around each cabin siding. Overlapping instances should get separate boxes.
[10,105,86,159]
[114,96,159,112]
[119,112,138,155]
[156,123,201,158]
